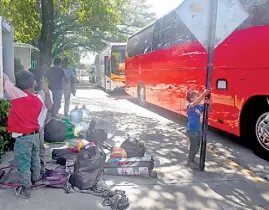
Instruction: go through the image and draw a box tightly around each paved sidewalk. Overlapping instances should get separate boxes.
[1,135,268,210]
[0,86,268,210]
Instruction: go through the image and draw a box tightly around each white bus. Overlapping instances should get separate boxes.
[95,43,126,91]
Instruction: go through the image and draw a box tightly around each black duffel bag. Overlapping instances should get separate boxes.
[52,148,77,161]
[44,118,67,143]
[69,144,106,190]
[120,136,146,158]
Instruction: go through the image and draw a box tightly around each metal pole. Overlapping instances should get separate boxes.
[200,0,218,171]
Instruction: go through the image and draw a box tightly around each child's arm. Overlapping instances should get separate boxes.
[3,73,27,100]
[189,89,211,108]
[41,79,53,110]
[44,91,53,110]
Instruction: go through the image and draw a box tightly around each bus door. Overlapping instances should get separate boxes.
[104,56,111,91]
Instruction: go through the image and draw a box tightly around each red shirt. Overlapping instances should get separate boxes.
[3,75,43,134]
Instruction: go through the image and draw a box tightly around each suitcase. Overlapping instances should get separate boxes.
[104,156,155,177]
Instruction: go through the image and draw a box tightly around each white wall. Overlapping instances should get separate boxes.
[14,47,31,70]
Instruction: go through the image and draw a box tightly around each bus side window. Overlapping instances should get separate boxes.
[173,8,195,46]
[153,12,174,50]
[126,35,139,57]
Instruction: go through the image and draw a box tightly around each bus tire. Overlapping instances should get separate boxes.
[254,111,269,160]
[241,97,269,160]
[138,83,146,106]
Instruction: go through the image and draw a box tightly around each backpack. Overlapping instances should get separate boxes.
[69,143,106,190]
[43,166,70,188]
[120,136,146,158]
[0,167,70,189]
[44,118,67,143]
[85,119,108,145]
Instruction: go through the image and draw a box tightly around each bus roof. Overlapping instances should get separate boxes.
[128,22,155,40]
[98,42,126,54]
[110,42,126,46]
[128,3,181,40]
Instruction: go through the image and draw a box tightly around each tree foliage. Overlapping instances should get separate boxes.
[39,0,128,67]
[0,101,12,160]
[117,0,156,36]
[0,0,41,43]
[55,0,156,54]
[0,0,155,65]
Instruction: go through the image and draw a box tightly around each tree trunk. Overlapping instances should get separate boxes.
[38,0,54,74]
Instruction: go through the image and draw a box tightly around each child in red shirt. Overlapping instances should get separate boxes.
[3,71,48,199]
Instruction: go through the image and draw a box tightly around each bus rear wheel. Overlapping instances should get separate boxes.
[138,84,146,106]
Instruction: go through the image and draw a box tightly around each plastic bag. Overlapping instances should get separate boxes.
[74,122,89,138]
[61,117,75,139]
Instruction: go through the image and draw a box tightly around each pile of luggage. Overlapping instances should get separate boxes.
[2,105,158,210]
[47,115,157,178]
[105,135,156,177]
[40,106,158,209]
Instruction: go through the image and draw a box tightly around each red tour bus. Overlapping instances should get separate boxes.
[125,1,269,159]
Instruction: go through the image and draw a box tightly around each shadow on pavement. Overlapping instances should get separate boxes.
[71,92,269,209]
[1,89,268,210]
[107,90,269,179]
[70,110,269,209]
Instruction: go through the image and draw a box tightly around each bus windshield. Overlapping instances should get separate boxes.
[111,46,125,75]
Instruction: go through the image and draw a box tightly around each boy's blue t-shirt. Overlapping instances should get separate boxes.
[186,104,204,131]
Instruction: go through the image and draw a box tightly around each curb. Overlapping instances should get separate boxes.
[207,146,269,185]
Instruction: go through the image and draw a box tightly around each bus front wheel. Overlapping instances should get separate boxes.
[241,97,269,160]
[138,84,146,106]
[255,112,269,159]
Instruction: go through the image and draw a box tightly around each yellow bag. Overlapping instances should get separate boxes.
[77,139,90,151]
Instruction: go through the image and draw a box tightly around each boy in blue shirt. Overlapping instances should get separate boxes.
[186,89,212,170]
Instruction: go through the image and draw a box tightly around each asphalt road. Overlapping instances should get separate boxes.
[73,83,268,180]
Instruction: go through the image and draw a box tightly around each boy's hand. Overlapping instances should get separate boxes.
[203,89,211,97]
[205,98,213,105]
[41,81,49,93]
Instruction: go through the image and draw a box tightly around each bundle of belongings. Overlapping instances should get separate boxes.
[56,141,130,210]
[0,157,69,189]
[39,118,158,209]
[44,117,75,143]
[0,142,129,210]
[105,135,156,177]
[51,120,156,178]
